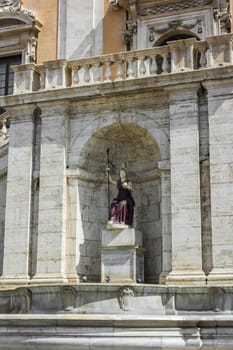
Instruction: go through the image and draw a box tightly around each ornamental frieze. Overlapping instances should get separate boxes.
[138,0,213,16]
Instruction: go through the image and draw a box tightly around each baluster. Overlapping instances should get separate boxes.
[104,61,112,82]
[161,54,169,74]
[72,66,80,86]
[1,119,7,135]
[150,56,158,75]
[139,57,146,76]
[84,64,90,83]
[93,63,101,82]
[116,60,123,80]
[208,46,213,67]
[199,47,207,69]
[229,40,233,65]
[39,70,45,90]
[127,58,135,79]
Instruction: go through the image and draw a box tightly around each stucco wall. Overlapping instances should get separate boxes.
[23,0,58,64]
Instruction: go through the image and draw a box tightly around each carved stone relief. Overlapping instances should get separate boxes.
[0,288,31,314]
[61,286,77,311]
[0,0,21,11]
[0,0,35,17]
[138,0,212,17]
[0,0,20,8]
[210,287,229,312]
[118,286,134,311]
[148,19,203,42]
[213,5,232,33]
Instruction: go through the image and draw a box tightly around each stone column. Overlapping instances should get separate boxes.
[166,84,206,285]
[158,160,172,284]
[204,79,233,285]
[1,106,35,285]
[32,104,68,284]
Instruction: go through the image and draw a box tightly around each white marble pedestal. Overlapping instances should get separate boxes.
[101,226,144,283]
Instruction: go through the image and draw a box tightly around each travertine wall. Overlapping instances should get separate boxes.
[1,74,233,286]
[205,79,233,284]
[58,0,104,59]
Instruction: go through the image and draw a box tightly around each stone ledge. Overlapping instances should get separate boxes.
[0,284,233,315]
[1,65,233,108]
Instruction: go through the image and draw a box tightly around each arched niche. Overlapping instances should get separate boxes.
[154,29,200,46]
[153,30,201,73]
[72,122,162,283]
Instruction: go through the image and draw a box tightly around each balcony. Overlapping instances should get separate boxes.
[11,33,233,95]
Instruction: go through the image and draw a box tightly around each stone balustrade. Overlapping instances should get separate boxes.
[11,33,233,94]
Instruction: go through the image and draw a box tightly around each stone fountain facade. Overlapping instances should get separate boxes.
[0,0,233,349]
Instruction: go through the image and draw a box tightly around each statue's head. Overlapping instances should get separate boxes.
[120,162,126,179]
[120,168,126,179]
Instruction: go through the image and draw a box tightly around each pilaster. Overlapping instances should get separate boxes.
[0,105,36,285]
[158,160,172,284]
[203,79,233,285]
[165,83,206,286]
[31,103,68,284]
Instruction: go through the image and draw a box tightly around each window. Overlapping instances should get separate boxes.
[0,55,21,96]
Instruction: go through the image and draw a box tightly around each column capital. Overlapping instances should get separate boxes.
[202,77,233,97]
[37,101,70,119]
[4,104,38,124]
[166,82,201,101]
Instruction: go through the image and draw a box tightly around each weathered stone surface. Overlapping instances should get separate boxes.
[0,1,233,349]
[101,228,144,283]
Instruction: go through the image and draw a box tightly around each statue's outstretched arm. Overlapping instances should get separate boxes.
[106,167,116,185]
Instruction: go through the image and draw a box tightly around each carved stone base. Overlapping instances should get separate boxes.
[106,221,129,230]
[101,227,144,283]
[29,274,69,285]
[0,275,30,286]
[207,268,233,286]
[164,270,207,286]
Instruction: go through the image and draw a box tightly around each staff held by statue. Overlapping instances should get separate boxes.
[106,148,110,219]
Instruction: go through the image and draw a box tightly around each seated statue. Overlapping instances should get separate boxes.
[106,166,135,226]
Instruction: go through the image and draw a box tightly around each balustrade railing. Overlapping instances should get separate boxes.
[11,33,233,95]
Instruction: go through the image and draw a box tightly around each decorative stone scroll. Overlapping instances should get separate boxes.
[214,5,232,34]
[0,0,21,11]
[108,0,137,48]
[0,0,35,17]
